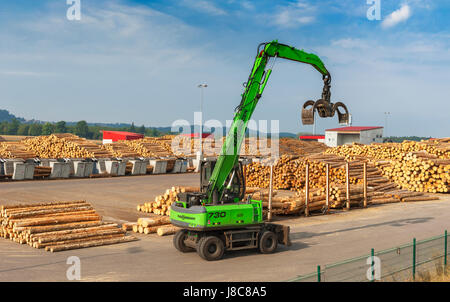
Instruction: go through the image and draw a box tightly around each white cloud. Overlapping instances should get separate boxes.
[272,1,316,28]
[182,0,227,16]
[331,38,370,49]
[382,4,411,28]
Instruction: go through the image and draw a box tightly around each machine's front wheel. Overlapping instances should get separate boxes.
[259,231,278,254]
[173,230,194,253]
[197,236,225,261]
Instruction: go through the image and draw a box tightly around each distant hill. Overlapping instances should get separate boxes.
[0,109,297,137]
[0,109,25,123]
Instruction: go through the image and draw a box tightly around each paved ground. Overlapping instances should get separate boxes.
[0,175,449,281]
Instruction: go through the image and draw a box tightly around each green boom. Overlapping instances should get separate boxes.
[206,41,330,203]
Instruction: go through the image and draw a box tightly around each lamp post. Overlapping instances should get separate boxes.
[384,112,390,138]
[197,84,208,155]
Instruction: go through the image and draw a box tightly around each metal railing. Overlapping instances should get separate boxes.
[288,230,449,282]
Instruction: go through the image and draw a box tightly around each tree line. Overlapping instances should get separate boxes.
[0,119,168,140]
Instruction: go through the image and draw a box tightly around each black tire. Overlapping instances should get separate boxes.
[259,231,278,254]
[173,230,194,253]
[197,236,225,261]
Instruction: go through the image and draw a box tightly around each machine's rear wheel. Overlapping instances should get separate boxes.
[173,229,194,253]
[259,231,278,254]
[197,236,225,261]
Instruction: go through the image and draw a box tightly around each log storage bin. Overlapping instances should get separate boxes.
[0,201,137,252]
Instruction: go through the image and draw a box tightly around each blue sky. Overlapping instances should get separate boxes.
[0,0,449,137]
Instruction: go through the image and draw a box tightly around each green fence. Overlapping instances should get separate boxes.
[288,230,449,282]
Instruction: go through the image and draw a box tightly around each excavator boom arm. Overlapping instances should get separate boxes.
[206,41,334,203]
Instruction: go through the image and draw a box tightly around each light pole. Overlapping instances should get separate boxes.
[197,84,207,156]
[384,112,390,138]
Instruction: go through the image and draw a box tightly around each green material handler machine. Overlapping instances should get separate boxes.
[170,41,349,260]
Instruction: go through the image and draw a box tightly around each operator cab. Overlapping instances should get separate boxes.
[177,159,246,207]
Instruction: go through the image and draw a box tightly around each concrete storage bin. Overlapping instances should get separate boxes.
[5,159,24,175]
[24,163,35,180]
[117,162,127,176]
[49,162,62,178]
[95,160,107,174]
[172,160,183,173]
[180,160,188,173]
[49,162,71,179]
[73,161,86,178]
[61,163,71,178]
[149,160,167,174]
[84,162,94,177]
[129,160,144,175]
[140,159,150,174]
[12,162,26,180]
[105,161,119,175]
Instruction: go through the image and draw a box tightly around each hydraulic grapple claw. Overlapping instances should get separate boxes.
[301,100,315,125]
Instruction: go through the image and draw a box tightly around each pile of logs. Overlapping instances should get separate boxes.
[375,153,450,193]
[326,139,450,161]
[125,216,179,236]
[101,142,140,158]
[34,166,52,178]
[325,139,450,193]
[0,200,137,252]
[137,186,199,216]
[244,154,364,191]
[0,142,37,159]
[23,134,111,158]
[125,138,175,157]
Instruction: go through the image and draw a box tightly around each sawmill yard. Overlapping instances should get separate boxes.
[0,135,449,281]
[0,173,449,282]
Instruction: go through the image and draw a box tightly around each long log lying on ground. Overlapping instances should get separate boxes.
[157,226,180,236]
[46,235,138,253]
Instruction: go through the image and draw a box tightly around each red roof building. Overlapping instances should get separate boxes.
[299,135,325,142]
[102,131,144,144]
[325,126,384,147]
[325,126,383,132]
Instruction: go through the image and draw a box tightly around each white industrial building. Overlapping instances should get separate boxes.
[324,126,384,147]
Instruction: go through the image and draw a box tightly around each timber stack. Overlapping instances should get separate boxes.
[101,142,140,158]
[34,166,52,178]
[326,138,450,193]
[125,138,175,157]
[23,134,111,158]
[0,142,36,159]
[137,186,200,216]
[244,154,364,191]
[0,200,137,252]
[130,216,179,236]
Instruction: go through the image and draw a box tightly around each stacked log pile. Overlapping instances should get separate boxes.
[130,216,179,236]
[23,134,111,158]
[374,153,450,193]
[0,142,36,159]
[101,142,140,158]
[125,138,175,157]
[326,139,450,193]
[137,186,199,216]
[244,154,364,191]
[34,166,52,178]
[0,200,137,252]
